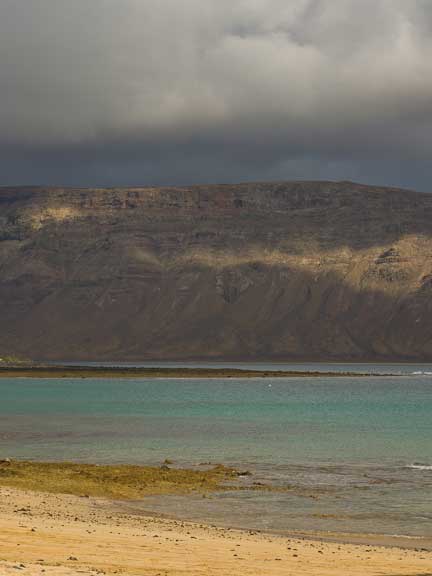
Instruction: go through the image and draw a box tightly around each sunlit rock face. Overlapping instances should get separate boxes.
[1,181,432,361]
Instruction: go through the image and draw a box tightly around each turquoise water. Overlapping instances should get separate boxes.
[1,372,431,538]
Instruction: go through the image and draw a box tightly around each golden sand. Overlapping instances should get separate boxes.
[0,484,431,576]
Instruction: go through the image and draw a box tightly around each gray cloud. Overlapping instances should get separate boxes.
[0,0,431,189]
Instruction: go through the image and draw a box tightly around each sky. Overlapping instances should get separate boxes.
[0,0,431,190]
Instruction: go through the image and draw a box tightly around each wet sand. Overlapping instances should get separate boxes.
[1,486,431,576]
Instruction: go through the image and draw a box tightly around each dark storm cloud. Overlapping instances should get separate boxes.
[0,0,431,189]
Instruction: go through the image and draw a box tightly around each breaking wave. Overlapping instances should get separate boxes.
[406,463,432,471]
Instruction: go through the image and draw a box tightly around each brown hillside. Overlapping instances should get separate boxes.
[1,181,431,361]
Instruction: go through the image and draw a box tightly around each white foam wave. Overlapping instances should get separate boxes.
[412,371,432,375]
[406,463,432,471]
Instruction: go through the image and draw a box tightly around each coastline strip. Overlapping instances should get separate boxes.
[0,366,393,378]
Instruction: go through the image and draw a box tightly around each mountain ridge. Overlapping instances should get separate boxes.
[1,180,431,361]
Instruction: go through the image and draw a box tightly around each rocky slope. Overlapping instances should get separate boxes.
[1,181,432,361]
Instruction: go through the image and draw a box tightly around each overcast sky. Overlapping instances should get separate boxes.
[0,0,431,190]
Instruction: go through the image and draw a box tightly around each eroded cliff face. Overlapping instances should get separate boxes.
[1,181,432,361]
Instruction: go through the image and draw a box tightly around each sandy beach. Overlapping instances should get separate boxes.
[1,486,431,576]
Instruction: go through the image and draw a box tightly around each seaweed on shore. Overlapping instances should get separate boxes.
[0,460,239,499]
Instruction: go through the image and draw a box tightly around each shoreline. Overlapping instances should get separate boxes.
[0,366,397,379]
[1,460,431,552]
[1,486,431,576]
[118,502,432,552]
[35,357,432,366]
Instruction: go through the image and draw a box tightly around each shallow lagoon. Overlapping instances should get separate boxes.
[2,368,431,537]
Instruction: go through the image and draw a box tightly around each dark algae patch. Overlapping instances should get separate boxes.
[0,460,239,499]
[0,460,332,500]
